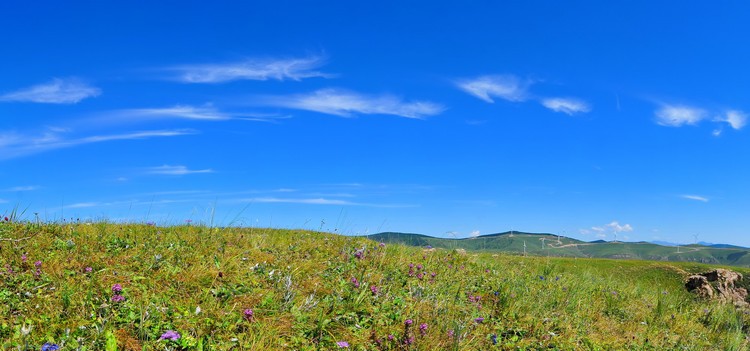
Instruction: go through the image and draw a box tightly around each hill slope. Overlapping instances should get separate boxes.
[1,222,750,350]
[368,231,750,267]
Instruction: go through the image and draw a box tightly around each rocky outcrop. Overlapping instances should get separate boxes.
[685,269,748,307]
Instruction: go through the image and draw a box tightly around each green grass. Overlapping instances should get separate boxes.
[1,221,749,350]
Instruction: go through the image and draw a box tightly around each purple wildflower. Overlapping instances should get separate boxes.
[387,334,395,341]
[474,317,485,323]
[354,249,364,259]
[41,343,60,351]
[404,319,413,326]
[416,264,423,270]
[21,253,28,263]
[419,323,428,335]
[336,341,349,348]
[243,308,254,321]
[416,272,424,280]
[350,277,360,288]
[112,284,123,294]
[370,285,379,295]
[34,261,42,268]
[111,294,126,303]
[159,330,180,341]
[468,294,481,303]
[85,266,93,273]
[379,242,386,248]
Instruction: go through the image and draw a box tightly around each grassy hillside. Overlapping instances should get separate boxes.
[1,221,750,350]
[369,232,750,267]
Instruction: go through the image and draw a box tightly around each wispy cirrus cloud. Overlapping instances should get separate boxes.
[67,202,100,209]
[252,197,353,205]
[127,105,230,120]
[681,194,709,202]
[654,104,707,127]
[112,105,289,123]
[146,165,215,176]
[261,88,444,119]
[170,56,331,83]
[2,185,40,192]
[241,196,416,208]
[456,75,530,103]
[0,78,101,104]
[541,97,591,115]
[0,128,196,160]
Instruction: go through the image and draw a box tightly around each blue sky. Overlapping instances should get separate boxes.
[2,2,749,245]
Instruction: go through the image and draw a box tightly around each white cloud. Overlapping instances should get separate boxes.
[654,105,707,127]
[716,110,747,130]
[470,230,481,238]
[591,226,606,235]
[0,78,100,104]
[541,98,591,115]
[606,221,633,233]
[456,75,529,103]
[172,56,330,83]
[107,105,290,124]
[68,202,99,209]
[263,89,444,119]
[2,186,39,192]
[147,165,214,176]
[252,197,353,205]
[584,221,633,238]
[681,194,709,202]
[0,128,195,160]
[237,197,416,208]
[127,105,230,120]
[78,130,195,143]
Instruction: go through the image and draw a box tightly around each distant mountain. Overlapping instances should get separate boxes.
[366,231,750,267]
[698,241,748,249]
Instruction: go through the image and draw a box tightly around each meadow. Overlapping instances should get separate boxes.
[1,219,749,350]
